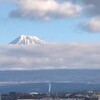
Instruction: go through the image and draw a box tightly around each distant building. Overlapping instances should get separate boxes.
[95,94,100,100]
[0,94,1,100]
[17,94,46,100]
[17,99,36,100]
[17,95,35,100]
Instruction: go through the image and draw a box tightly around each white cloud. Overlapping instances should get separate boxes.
[9,0,81,20]
[0,44,100,70]
[83,17,100,33]
[79,0,100,33]
[2,0,100,33]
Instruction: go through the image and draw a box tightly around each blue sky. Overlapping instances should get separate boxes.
[0,0,100,44]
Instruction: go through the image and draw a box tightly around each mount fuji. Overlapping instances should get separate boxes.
[9,35,45,45]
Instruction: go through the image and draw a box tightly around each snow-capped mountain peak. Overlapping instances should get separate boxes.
[10,35,45,45]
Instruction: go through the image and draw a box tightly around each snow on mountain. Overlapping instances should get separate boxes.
[9,35,45,45]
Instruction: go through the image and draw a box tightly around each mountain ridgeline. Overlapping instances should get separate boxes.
[0,69,100,83]
[0,69,100,93]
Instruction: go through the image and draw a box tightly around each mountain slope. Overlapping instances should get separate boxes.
[9,35,45,45]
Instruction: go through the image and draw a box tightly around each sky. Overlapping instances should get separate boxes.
[0,0,100,70]
[0,0,100,44]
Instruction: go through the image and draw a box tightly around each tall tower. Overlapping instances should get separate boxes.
[48,83,51,93]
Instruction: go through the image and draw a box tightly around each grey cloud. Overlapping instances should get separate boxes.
[81,0,100,16]
[0,44,100,70]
